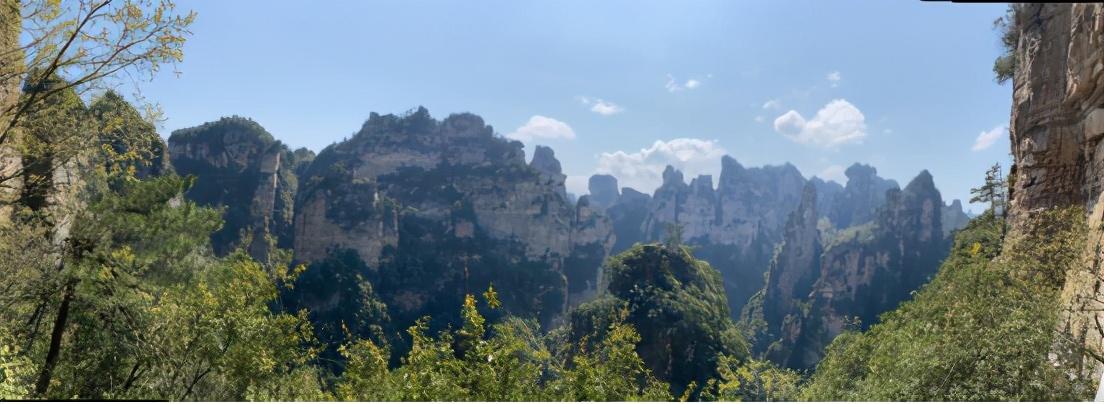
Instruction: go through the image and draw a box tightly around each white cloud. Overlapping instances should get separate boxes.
[772,99,867,148]
[762,99,782,110]
[754,115,765,123]
[817,164,847,183]
[665,74,707,92]
[565,175,589,196]
[972,125,1007,151]
[506,115,576,142]
[827,70,842,87]
[578,96,624,116]
[596,138,726,193]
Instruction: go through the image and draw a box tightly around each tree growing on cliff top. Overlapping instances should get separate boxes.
[992,4,1023,84]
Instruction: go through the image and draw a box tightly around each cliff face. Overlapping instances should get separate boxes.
[607,186,652,253]
[598,158,935,321]
[290,107,597,329]
[587,174,619,210]
[746,171,948,370]
[743,182,822,354]
[823,163,899,229]
[168,117,311,258]
[294,108,573,266]
[565,195,615,309]
[942,199,971,237]
[1007,3,1104,378]
[613,158,806,316]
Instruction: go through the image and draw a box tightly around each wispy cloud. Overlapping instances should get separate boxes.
[577,96,625,116]
[971,125,1007,151]
[665,74,710,92]
[827,70,842,87]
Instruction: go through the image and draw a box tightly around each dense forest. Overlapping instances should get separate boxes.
[1,1,1103,402]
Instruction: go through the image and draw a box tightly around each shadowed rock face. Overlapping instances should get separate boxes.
[565,195,615,309]
[607,186,652,253]
[606,157,808,316]
[587,174,620,210]
[752,170,948,370]
[168,116,311,258]
[593,154,955,326]
[809,176,844,219]
[288,107,608,333]
[824,163,899,229]
[742,182,822,355]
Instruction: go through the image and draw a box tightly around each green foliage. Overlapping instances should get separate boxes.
[88,91,169,179]
[17,73,90,211]
[701,356,802,402]
[993,5,1022,84]
[561,243,749,398]
[801,210,1095,401]
[3,0,195,190]
[0,326,32,400]
[548,322,673,401]
[333,288,670,401]
[970,163,1007,220]
[1,96,325,399]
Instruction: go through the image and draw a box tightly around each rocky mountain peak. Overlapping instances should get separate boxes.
[823,162,899,228]
[661,165,686,188]
[747,180,822,356]
[844,162,876,182]
[948,198,964,212]
[587,174,620,209]
[168,116,306,258]
[530,145,563,176]
[720,155,745,177]
[619,187,650,204]
[690,174,714,195]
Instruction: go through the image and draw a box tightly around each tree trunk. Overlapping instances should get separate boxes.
[34,281,75,397]
[0,0,23,219]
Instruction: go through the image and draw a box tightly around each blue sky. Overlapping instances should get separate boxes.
[140,0,1013,212]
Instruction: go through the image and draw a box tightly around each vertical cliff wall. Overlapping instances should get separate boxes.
[1007,3,1104,381]
[168,117,311,258]
[289,107,608,330]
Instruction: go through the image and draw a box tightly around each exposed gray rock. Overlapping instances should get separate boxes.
[168,116,309,258]
[587,174,620,210]
[825,163,899,228]
[764,170,947,369]
[942,199,971,237]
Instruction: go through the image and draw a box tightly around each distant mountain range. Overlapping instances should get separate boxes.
[164,106,969,369]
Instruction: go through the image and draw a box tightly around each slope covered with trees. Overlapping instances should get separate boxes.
[802,208,1095,400]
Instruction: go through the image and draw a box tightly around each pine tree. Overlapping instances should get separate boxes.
[970,163,1007,218]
